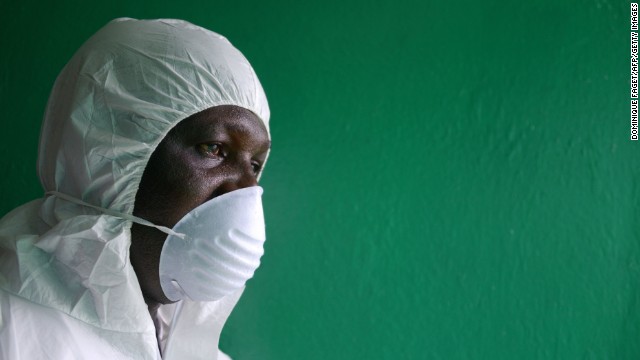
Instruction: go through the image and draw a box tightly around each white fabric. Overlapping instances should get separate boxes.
[0,18,269,359]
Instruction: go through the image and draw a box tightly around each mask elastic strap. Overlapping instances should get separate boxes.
[46,191,186,239]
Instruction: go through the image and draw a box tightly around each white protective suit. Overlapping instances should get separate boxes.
[0,18,270,359]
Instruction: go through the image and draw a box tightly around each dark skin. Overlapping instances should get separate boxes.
[130,105,270,311]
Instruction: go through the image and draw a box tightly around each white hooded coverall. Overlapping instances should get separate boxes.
[0,18,270,359]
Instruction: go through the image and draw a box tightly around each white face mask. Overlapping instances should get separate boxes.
[47,186,266,302]
[159,186,266,302]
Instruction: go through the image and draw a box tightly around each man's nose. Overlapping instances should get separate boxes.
[212,161,258,197]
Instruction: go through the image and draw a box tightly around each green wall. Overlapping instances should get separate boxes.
[1,1,637,359]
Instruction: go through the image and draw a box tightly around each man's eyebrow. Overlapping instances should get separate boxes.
[224,119,268,135]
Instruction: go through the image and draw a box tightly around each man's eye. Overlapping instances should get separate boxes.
[197,143,222,157]
[251,161,262,174]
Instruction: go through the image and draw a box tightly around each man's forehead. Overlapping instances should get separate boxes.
[180,106,266,136]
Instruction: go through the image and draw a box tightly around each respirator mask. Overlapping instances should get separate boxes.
[48,186,266,302]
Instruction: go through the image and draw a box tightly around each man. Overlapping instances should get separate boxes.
[0,18,270,359]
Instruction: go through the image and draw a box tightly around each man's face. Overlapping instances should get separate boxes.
[130,105,270,306]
